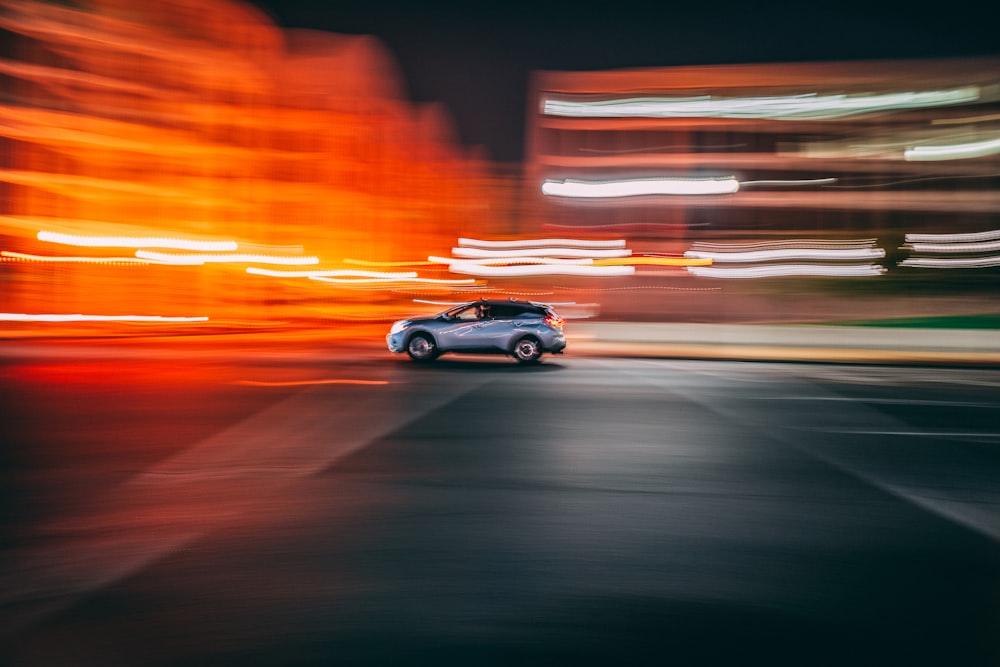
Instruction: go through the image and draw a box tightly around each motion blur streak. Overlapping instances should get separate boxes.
[900,256,1000,269]
[134,251,320,265]
[447,262,635,277]
[309,276,476,285]
[0,313,208,322]
[904,136,1000,161]
[684,248,886,262]
[687,264,886,278]
[234,379,389,386]
[37,231,238,251]
[542,176,740,197]
[593,257,712,267]
[452,247,631,259]
[246,268,419,279]
[1,251,154,264]
[2,0,490,327]
[542,87,982,119]
[457,237,627,249]
[906,230,1000,243]
[428,255,594,266]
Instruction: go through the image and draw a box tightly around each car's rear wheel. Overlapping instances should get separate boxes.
[407,333,437,361]
[512,336,542,364]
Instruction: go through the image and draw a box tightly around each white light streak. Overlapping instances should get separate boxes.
[38,231,237,251]
[542,177,739,198]
[687,264,886,278]
[542,87,981,120]
[429,255,594,266]
[905,229,1000,243]
[0,313,209,322]
[904,240,1000,254]
[684,248,885,262]
[247,268,418,278]
[309,276,477,285]
[900,256,1000,268]
[138,251,319,265]
[457,238,627,249]
[451,247,631,259]
[447,262,635,277]
[904,136,1000,161]
[1,251,155,264]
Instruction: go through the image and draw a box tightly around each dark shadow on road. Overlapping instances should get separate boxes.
[392,357,567,373]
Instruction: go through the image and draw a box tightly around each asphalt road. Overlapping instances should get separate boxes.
[2,342,1000,666]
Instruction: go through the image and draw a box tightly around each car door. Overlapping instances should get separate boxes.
[434,305,488,351]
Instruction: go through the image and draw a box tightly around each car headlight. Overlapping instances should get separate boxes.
[389,320,410,335]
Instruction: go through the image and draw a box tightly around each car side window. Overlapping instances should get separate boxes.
[453,306,479,321]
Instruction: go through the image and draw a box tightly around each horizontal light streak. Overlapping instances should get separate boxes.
[446,262,635,277]
[592,257,712,266]
[137,251,319,265]
[234,379,389,387]
[429,255,594,266]
[684,248,885,262]
[1,251,155,264]
[905,229,1000,243]
[905,136,1000,161]
[451,247,631,259]
[542,177,739,198]
[0,313,208,322]
[247,268,418,278]
[689,239,880,251]
[457,238,627,249]
[38,231,237,251]
[310,276,477,285]
[343,258,438,267]
[900,256,1000,268]
[739,178,838,188]
[904,240,1000,254]
[542,87,981,120]
[687,264,886,278]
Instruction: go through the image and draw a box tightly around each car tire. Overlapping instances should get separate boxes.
[512,336,542,364]
[406,333,438,361]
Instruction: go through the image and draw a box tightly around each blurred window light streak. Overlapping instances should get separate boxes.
[309,276,477,285]
[542,177,739,197]
[593,257,712,266]
[38,231,238,251]
[247,268,419,278]
[343,258,439,267]
[689,239,881,250]
[136,251,319,265]
[905,230,1000,243]
[447,263,635,277]
[687,264,886,278]
[904,137,1000,161]
[900,256,1000,268]
[451,247,631,259]
[428,255,595,266]
[1,250,155,264]
[0,313,208,322]
[542,87,982,120]
[684,248,886,262]
[457,238,627,249]
[904,241,1000,254]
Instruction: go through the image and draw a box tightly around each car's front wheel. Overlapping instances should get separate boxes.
[512,336,542,364]
[406,333,438,361]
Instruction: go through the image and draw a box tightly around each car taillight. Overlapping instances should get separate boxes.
[544,313,565,328]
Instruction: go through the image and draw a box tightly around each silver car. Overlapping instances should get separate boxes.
[387,299,567,363]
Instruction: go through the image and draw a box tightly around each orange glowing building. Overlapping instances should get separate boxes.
[525,58,1000,239]
[0,0,494,325]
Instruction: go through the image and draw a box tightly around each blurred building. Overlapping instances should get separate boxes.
[0,0,493,324]
[525,58,1000,240]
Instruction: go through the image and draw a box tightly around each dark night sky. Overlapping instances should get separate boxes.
[248,1,997,161]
